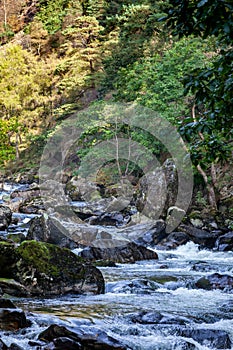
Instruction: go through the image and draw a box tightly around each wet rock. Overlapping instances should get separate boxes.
[18,197,45,214]
[80,242,158,263]
[134,220,166,246]
[178,328,231,349]
[191,261,212,272]
[65,177,101,202]
[43,337,82,349]
[8,344,24,350]
[0,205,12,230]
[26,215,79,249]
[131,311,162,324]
[38,324,129,350]
[0,240,105,296]
[10,187,40,200]
[0,299,16,309]
[0,279,28,297]
[158,231,190,249]
[215,232,233,251]
[107,279,161,294]
[88,212,130,227]
[195,273,233,291]
[0,339,7,350]
[173,340,196,350]
[179,224,220,248]
[0,308,28,330]
[130,311,191,326]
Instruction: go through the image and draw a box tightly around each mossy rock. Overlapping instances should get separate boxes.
[0,240,105,297]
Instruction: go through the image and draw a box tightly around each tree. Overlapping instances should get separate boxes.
[0,44,53,159]
[54,15,104,105]
[114,37,212,123]
[101,1,169,91]
[161,0,233,208]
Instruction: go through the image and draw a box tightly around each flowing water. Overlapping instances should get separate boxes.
[0,185,233,349]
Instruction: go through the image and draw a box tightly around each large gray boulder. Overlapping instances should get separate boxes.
[80,242,158,263]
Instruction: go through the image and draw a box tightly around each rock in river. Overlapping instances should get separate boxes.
[80,242,158,263]
[0,205,12,230]
[0,240,104,297]
[195,273,233,291]
[38,324,129,350]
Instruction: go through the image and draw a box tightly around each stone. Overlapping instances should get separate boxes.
[0,308,28,330]
[8,344,24,350]
[195,273,233,291]
[0,240,105,297]
[80,242,158,263]
[18,196,45,214]
[134,220,166,246]
[178,329,231,349]
[38,324,128,350]
[215,232,233,251]
[26,215,79,249]
[0,299,16,309]
[107,279,161,294]
[0,340,7,350]
[0,205,12,230]
[179,224,220,248]
[131,311,162,324]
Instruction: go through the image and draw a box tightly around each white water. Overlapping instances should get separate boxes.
[1,242,232,349]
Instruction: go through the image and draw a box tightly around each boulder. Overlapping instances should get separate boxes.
[136,159,179,219]
[0,340,7,350]
[107,279,161,294]
[88,212,130,227]
[134,220,166,246]
[0,299,28,331]
[178,329,231,349]
[215,232,233,251]
[130,311,191,326]
[0,240,105,296]
[8,344,24,350]
[18,196,45,214]
[80,242,158,263]
[26,215,79,249]
[155,231,190,249]
[38,324,129,350]
[195,273,233,291]
[179,224,220,248]
[65,177,101,202]
[0,308,28,330]
[0,205,12,230]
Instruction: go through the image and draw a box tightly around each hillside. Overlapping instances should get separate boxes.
[0,0,232,216]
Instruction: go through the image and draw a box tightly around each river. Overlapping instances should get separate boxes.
[0,184,233,349]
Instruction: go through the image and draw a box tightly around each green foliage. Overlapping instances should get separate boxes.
[0,44,54,163]
[36,0,71,34]
[101,1,169,91]
[163,0,233,43]
[114,37,212,123]
[0,118,18,164]
[55,15,104,101]
[161,0,233,167]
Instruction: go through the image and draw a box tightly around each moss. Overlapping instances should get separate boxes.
[150,276,178,284]
[16,240,85,280]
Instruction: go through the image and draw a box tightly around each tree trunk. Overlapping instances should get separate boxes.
[197,164,217,209]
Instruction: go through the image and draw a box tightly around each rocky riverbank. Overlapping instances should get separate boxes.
[0,179,233,349]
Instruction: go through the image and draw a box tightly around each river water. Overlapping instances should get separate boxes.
[0,184,233,349]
